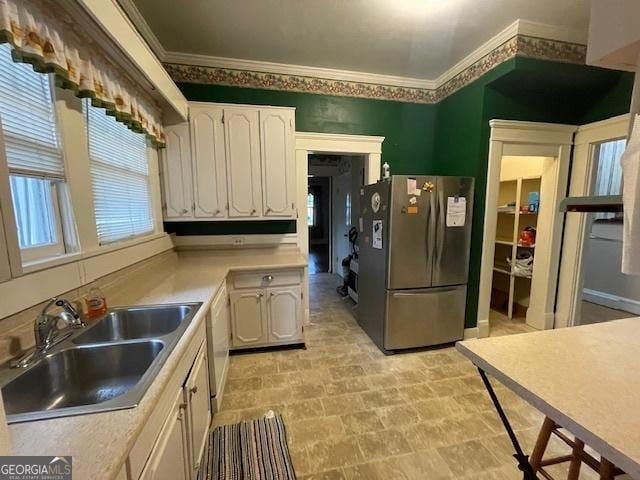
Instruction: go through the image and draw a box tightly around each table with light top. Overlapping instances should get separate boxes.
[456,318,640,479]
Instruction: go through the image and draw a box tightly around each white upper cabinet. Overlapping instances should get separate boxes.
[224,108,262,217]
[190,105,227,218]
[160,103,296,221]
[161,123,193,219]
[260,109,296,217]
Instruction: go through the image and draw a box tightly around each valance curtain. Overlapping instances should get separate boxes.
[0,0,166,148]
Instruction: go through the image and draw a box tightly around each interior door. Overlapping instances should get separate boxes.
[432,176,475,287]
[162,123,193,219]
[267,286,302,342]
[140,387,190,480]
[260,109,295,217]
[190,105,227,218]
[332,170,351,275]
[230,289,266,346]
[387,175,435,289]
[224,107,262,217]
[185,343,211,475]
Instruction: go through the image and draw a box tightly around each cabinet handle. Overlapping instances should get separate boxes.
[251,209,256,215]
[270,292,274,297]
[255,293,263,299]
[181,209,188,215]
[190,386,198,395]
[263,274,274,282]
[265,207,271,213]
[215,209,220,215]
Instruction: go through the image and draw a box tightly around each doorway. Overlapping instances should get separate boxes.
[307,154,364,278]
[478,120,576,337]
[556,115,637,327]
[294,132,384,325]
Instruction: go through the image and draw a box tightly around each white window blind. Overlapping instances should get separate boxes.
[86,102,154,244]
[0,44,64,179]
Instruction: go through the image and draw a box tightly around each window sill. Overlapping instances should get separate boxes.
[21,232,169,275]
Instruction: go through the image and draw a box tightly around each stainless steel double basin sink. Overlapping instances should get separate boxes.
[1,303,202,424]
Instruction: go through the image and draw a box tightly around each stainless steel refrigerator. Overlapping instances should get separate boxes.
[357,175,474,353]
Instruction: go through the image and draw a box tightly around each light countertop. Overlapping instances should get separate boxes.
[7,250,306,480]
[456,318,640,479]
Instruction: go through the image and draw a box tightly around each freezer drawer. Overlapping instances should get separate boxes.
[384,285,466,350]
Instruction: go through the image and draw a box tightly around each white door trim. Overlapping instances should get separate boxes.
[477,120,576,335]
[295,132,384,325]
[555,114,629,329]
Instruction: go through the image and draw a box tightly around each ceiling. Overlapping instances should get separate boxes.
[130,0,590,80]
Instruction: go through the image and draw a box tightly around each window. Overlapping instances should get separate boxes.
[593,138,626,220]
[307,192,316,226]
[86,101,154,244]
[0,44,68,262]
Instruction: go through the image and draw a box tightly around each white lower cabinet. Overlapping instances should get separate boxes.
[139,388,190,480]
[229,269,304,349]
[268,286,302,342]
[230,289,267,347]
[185,343,211,476]
[129,327,211,480]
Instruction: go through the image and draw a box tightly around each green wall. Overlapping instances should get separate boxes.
[171,58,633,329]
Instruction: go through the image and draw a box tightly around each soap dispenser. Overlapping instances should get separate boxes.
[85,287,107,320]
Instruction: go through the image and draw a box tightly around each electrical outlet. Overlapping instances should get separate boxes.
[232,237,245,245]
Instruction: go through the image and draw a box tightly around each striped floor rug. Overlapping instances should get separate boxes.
[199,412,296,480]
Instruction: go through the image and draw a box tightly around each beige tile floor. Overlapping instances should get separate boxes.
[215,274,601,479]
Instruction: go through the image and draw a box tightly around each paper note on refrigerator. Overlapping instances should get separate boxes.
[446,197,466,227]
[407,178,417,195]
[372,220,383,249]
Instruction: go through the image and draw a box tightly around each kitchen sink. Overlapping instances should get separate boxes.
[1,302,202,423]
[73,305,194,344]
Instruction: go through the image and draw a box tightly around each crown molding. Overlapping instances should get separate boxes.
[118,6,588,104]
[163,51,438,90]
[116,0,167,60]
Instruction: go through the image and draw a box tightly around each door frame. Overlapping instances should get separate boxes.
[295,132,384,325]
[555,114,629,329]
[477,120,576,336]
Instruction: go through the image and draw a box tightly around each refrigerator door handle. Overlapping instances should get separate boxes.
[428,187,437,269]
[392,287,459,297]
[436,188,445,265]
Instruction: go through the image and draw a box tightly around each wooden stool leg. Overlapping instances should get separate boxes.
[599,458,615,480]
[568,438,584,480]
[530,416,556,471]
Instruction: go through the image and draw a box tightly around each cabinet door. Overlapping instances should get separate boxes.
[259,109,295,217]
[267,286,302,343]
[185,343,211,475]
[161,123,193,219]
[140,388,190,480]
[190,105,227,218]
[210,287,230,400]
[224,108,262,217]
[230,289,266,346]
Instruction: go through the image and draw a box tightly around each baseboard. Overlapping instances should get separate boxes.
[583,288,640,315]
[463,319,489,340]
[477,319,490,338]
[463,326,478,339]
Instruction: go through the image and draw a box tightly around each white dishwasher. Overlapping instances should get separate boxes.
[207,285,230,412]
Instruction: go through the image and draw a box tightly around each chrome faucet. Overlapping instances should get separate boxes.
[11,297,85,368]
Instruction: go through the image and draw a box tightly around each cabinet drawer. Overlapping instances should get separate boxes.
[230,269,301,289]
